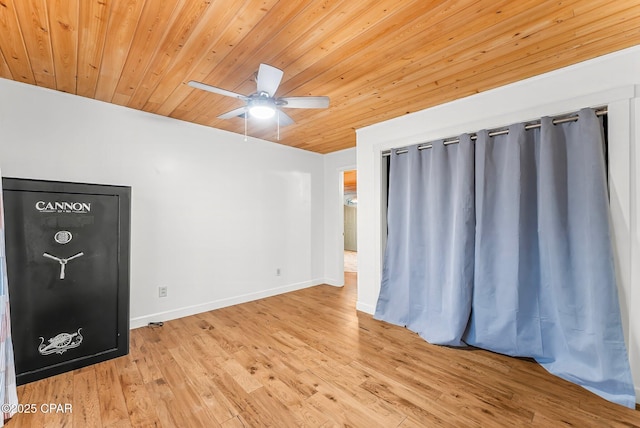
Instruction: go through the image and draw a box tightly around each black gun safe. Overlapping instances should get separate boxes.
[2,178,131,384]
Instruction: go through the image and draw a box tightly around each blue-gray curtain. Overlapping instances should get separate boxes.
[377,108,636,408]
[464,124,544,357]
[375,135,475,346]
[465,108,635,407]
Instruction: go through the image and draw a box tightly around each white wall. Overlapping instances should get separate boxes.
[323,148,356,286]
[356,45,640,398]
[0,78,325,328]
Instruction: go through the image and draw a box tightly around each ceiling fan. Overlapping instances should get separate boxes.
[187,64,330,128]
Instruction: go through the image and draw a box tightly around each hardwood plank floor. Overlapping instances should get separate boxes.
[8,273,640,427]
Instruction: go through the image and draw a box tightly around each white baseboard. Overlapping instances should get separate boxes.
[356,301,376,315]
[323,277,344,287]
[129,279,324,329]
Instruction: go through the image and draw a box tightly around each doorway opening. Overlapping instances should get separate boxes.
[343,170,357,286]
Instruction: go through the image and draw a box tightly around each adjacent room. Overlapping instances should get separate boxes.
[1,1,640,426]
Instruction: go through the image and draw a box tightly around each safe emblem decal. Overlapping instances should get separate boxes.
[38,328,83,355]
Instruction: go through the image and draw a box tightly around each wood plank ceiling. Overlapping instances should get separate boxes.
[0,1,639,154]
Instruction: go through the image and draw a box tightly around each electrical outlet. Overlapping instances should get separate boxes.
[158,286,168,298]
[276,268,281,276]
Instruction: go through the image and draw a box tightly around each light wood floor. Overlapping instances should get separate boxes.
[9,273,640,427]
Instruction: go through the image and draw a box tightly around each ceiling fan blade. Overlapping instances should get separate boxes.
[256,64,284,96]
[279,96,330,109]
[276,109,295,126]
[188,81,247,101]
[218,106,248,120]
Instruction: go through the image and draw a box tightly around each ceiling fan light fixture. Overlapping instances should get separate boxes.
[249,104,276,119]
[249,97,276,119]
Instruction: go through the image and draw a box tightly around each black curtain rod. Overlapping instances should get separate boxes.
[382,108,608,157]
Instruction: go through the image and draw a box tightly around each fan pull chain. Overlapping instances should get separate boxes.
[277,112,280,140]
